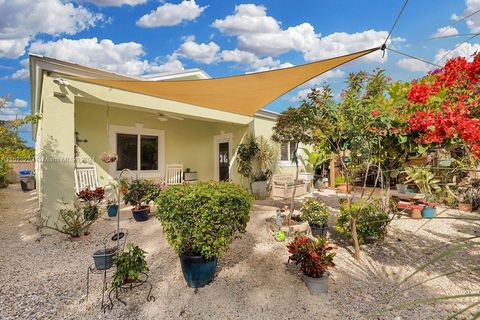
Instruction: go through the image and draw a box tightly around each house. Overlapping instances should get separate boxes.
[29,48,375,225]
[29,55,296,225]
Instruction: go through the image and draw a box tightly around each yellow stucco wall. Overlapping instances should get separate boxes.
[37,74,76,226]
[74,101,249,185]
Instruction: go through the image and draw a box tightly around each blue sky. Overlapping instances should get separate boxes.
[1,0,479,146]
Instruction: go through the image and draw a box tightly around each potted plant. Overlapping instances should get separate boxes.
[287,236,336,295]
[405,166,440,219]
[92,247,116,270]
[100,152,118,164]
[106,200,118,218]
[122,179,158,222]
[457,188,473,212]
[155,182,252,288]
[76,187,105,221]
[105,180,119,217]
[112,244,149,287]
[300,199,330,237]
[251,170,271,200]
[335,174,352,193]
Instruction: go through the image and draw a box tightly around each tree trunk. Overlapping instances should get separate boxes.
[351,218,361,259]
[288,158,300,236]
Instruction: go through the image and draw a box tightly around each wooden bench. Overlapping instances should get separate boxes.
[271,174,307,198]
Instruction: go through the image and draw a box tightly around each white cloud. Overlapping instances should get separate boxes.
[0,38,30,59]
[434,42,480,63]
[453,0,480,32]
[248,61,294,73]
[176,36,220,64]
[289,70,345,102]
[150,54,185,74]
[0,0,103,59]
[80,0,147,6]
[137,0,207,28]
[10,59,29,80]
[212,4,388,62]
[219,49,292,72]
[212,4,280,36]
[302,69,345,87]
[11,99,28,108]
[291,87,323,102]
[0,98,29,121]
[26,38,183,76]
[432,26,459,38]
[396,58,432,72]
[303,30,389,63]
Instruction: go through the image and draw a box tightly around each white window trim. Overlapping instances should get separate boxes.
[279,142,298,167]
[213,132,233,181]
[109,124,165,178]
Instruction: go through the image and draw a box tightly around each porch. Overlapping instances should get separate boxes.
[74,100,250,186]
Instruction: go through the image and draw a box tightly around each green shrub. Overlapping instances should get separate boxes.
[112,244,149,287]
[155,182,252,260]
[335,200,389,244]
[300,199,330,226]
[122,179,160,209]
[0,157,10,188]
[334,175,346,186]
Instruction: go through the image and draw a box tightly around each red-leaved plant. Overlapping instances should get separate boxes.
[77,187,105,203]
[287,236,336,278]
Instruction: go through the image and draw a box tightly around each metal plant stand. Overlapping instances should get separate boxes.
[103,273,155,311]
[86,228,128,309]
[86,169,155,312]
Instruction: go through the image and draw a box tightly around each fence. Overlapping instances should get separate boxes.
[7,161,35,183]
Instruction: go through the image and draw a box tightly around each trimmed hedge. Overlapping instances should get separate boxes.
[155,182,252,260]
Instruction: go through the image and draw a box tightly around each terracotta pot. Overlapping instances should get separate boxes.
[337,183,353,193]
[410,207,422,219]
[458,202,473,212]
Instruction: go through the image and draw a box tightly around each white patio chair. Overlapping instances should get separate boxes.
[74,164,99,193]
[166,164,183,185]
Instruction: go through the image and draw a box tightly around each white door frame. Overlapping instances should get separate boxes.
[213,133,233,181]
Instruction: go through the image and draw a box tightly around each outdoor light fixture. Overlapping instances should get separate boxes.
[53,78,70,86]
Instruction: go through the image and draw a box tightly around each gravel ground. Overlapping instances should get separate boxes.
[0,184,479,319]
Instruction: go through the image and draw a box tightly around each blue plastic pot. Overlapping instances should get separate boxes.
[132,206,149,222]
[179,255,218,288]
[107,205,118,217]
[310,223,328,238]
[92,248,116,270]
[422,206,436,219]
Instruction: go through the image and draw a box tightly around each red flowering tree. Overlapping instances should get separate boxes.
[406,55,480,157]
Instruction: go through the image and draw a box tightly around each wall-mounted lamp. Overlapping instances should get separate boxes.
[53,78,70,86]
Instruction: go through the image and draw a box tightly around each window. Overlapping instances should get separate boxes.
[116,133,160,172]
[280,142,296,162]
[140,135,158,170]
[117,134,138,170]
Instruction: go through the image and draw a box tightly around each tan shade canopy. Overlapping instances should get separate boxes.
[77,47,380,116]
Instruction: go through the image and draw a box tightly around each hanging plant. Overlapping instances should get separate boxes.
[100,152,118,163]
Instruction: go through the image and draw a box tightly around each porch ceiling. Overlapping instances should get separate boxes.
[74,47,380,117]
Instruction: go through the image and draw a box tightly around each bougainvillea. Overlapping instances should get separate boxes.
[406,54,480,157]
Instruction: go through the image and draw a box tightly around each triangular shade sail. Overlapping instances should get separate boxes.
[77,47,380,116]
